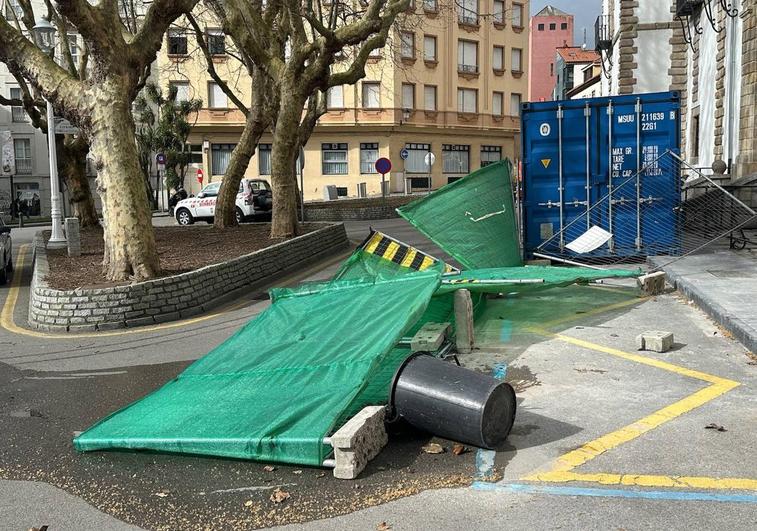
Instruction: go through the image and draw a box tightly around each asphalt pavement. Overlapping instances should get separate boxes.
[1,219,756,530]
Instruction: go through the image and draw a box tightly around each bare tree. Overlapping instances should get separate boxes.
[204,0,410,237]
[0,0,198,281]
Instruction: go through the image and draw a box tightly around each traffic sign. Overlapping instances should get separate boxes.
[197,168,204,184]
[375,157,392,175]
[399,148,409,160]
[156,153,166,165]
[54,117,79,135]
[424,152,436,167]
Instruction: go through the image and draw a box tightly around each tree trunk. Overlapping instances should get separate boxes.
[270,93,303,239]
[57,135,100,228]
[90,81,160,281]
[214,113,266,228]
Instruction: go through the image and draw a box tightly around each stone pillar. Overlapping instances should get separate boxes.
[714,5,728,162]
[618,0,639,95]
[737,6,757,177]
[454,289,474,354]
[64,217,81,257]
[669,2,688,158]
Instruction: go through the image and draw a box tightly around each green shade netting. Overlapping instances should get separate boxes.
[74,269,441,466]
[397,160,522,269]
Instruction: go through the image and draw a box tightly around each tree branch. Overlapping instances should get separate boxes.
[129,0,200,68]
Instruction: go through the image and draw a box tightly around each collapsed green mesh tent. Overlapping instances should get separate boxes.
[74,269,441,466]
[397,160,522,269]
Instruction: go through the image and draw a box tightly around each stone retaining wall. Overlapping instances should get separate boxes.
[303,195,417,221]
[29,223,349,333]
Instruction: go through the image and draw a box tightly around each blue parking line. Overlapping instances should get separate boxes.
[471,482,757,504]
[474,363,508,480]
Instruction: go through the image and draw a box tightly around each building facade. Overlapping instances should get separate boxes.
[566,61,602,99]
[552,46,600,100]
[597,0,756,179]
[158,1,530,200]
[528,5,573,102]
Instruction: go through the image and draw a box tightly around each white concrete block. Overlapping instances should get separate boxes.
[330,406,387,480]
[636,331,674,353]
[637,271,666,295]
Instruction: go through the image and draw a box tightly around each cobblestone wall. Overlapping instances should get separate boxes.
[29,223,349,333]
[303,196,416,221]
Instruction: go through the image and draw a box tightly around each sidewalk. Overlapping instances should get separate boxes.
[651,250,757,353]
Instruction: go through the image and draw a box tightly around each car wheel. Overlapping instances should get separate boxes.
[176,209,194,226]
[235,207,244,224]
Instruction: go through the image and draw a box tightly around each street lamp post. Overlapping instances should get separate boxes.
[32,17,66,248]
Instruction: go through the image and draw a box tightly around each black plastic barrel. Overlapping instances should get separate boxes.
[390,354,516,450]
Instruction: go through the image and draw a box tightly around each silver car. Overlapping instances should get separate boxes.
[0,218,12,285]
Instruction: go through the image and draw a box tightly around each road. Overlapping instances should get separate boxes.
[1,220,756,530]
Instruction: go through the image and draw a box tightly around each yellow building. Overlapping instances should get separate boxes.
[158,1,529,200]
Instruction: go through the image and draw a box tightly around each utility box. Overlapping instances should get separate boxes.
[520,91,681,260]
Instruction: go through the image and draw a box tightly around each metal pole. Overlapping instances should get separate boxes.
[532,252,605,270]
[46,100,66,248]
[635,97,642,250]
[607,100,614,253]
[557,105,565,251]
[585,103,591,230]
[299,159,304,222]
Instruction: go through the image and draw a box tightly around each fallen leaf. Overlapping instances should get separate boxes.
[421,443,445,454]
[270,487,290,504]
[244,500,253,507]
[316,472,326,478]
[263,465,276,472]
[154,492,168,498]
[293,470,303,475]
[452,444,469,455]
[376,522,391,531]
[705,423,727,432]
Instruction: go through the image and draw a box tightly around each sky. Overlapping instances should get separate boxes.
[531,0,602,48]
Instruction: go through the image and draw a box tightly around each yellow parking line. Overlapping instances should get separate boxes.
[521,329,751,491]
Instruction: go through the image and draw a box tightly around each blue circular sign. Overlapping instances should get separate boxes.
[375,157,392,174]
[399,148,409,160]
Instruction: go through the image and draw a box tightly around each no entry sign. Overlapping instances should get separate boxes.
[196,168,204,184]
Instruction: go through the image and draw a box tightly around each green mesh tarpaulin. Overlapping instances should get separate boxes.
[74,269,441,466]
[397,160,522,269]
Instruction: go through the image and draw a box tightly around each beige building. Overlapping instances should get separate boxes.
[158,1,529,200]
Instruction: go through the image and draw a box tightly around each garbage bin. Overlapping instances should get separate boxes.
[390,354,516,450]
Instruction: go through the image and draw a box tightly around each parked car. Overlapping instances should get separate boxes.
[0,219,13,285]
[174,179,273,226]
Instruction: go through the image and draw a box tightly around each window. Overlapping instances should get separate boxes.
[201,182,221,197]
[400,31,415,58]
[322,143,348,175]
[457,88,477,113]
[327,85,344,108]
[13,138,32,174]
[424,35,437,61]
[512,3,524,27]
[10,87,24,122]
[402,83,415,109]
[692,113,700,159]
[424,85,437,111]
[549,23,556,30]
[168,29,187,55]
[458,40,478,73]
[423,0,438,12]
[561,22,568,30]
[405,143,431,173]
[66,34,79,68]
[511,48,523,72]
[550,62,554,76]
[169,81,190,102]
[442,144,469,174]
[258,144,272,175]
[493,46,504,71]
[207,29,225,55]
[458,0,478,25]
[4,0,22,20]
[188,144,203,164]
[493,1,505,24]
[481,146,502,167]
[211,143,236,175]
[360,143,379,174]
[362,82,380,108]
[538,23,544,31]
[492,92,503,116]
[510,93,522,116]
[208,82,227,108]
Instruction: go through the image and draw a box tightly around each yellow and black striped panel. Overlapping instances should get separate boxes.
[361,231,457,273]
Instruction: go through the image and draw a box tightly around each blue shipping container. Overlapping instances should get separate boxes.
[520,91,681,260]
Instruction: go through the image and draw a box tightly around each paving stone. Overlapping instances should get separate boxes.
[636,331,674,352]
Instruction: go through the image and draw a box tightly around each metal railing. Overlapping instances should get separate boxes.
[458,64,479,74]
[458,12,479,25]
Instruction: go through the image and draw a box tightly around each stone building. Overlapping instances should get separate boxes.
[596,0,756,179]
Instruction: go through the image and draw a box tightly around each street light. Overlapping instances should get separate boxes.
[32,17,66,248]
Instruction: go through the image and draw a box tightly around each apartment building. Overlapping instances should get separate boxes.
[159,1,530,200]
[528,5,573,102]
[552,46,600,100]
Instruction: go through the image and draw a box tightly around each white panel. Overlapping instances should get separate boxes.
[634,29,672,93]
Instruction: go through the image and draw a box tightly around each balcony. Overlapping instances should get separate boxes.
[457,12,479,27]
[675,0,704,17]
[458,64,479,75]
[595,15,612,52]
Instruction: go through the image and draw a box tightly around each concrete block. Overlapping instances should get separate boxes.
[637,271,667,295]
[410,322,450,353]
[330,406,387,480]
[636,331,674,353]
[64,217,81,257]
[454,289,474,354]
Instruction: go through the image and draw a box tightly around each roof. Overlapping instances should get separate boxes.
[534,6,571,17]
[557,47,600,63]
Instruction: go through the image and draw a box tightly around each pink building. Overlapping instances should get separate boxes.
[528,6,574,102]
